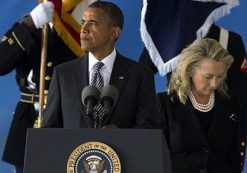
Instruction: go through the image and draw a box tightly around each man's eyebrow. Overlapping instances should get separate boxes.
[81,19,98,23]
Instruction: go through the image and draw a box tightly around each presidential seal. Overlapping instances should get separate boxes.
[67,141,121,173]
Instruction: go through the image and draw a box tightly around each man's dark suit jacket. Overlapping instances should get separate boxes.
[156,92,241,173]
[43,53,157,128]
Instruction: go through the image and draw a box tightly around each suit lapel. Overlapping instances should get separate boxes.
[73,56,94,127]
[109,54,129,97]
[100,54,129,126]
[73,56,89,97]
[208,93,235,143]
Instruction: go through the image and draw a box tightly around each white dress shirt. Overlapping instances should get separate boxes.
[88,49,116,86]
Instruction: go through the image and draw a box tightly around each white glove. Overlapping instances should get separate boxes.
[30,1,54,28]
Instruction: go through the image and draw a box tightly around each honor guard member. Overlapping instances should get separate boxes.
[0,2,80,173]
[206,24,247,169]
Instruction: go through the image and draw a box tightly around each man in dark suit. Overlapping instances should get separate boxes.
[42,1,157,128]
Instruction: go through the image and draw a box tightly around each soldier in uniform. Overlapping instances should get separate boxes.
[0,2,80,173]
[206,25,247,169]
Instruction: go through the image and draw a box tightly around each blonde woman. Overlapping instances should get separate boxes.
[157,38,241,173]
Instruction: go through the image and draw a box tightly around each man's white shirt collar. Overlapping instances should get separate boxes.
[88,49,116,85]
[88,48,116,73]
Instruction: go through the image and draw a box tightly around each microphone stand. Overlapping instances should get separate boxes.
[94,118,99,129]
[90,111,102,129]
[93,112,108,128]
[85,111,98,128]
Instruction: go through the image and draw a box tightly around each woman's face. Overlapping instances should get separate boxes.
[191,58,225,99]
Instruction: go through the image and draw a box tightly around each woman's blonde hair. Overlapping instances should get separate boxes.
[167,38,234,104]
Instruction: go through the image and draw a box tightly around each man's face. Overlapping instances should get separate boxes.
[80,8,119,58]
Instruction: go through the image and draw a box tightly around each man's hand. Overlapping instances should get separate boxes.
[30,1,54,28]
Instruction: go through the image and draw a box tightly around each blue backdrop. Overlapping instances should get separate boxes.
[0,0,246,172]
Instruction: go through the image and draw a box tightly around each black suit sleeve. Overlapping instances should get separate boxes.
[156,92,171,147]
[133,65,158,128]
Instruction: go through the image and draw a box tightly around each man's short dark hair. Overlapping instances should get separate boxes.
[88,1,124,30]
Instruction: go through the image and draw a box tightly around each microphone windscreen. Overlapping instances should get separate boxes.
[100,85,119,107]
[81,85,99,106]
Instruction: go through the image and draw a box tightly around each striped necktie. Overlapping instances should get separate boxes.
[91,62,104,126]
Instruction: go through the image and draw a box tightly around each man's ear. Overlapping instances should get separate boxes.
[111,26,121,41]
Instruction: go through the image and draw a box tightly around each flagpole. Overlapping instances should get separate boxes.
[36,0,49,128]
[36,22,48,128]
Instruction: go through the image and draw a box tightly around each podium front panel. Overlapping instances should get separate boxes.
[24,128,171,173]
